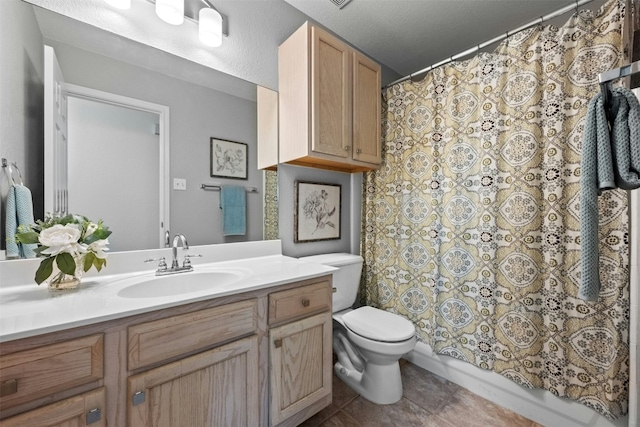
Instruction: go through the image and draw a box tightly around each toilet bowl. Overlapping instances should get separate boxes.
[300,253,416,404]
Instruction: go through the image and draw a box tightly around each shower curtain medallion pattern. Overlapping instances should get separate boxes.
[362,0,629,419]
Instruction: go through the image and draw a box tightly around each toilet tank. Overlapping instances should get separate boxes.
[299,253,363,312]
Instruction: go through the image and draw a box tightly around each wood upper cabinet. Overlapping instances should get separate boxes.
[279,22,382,172]
[127,336,259,427]
[268,279,333,427]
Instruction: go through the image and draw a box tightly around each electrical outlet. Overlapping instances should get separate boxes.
[173,178,187,191]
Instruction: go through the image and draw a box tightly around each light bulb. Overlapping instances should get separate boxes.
[199,8,223,47]
[156,0,184,26]
[104,0,131,9]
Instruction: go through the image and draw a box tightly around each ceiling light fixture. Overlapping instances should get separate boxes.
[155,0,184,25]
[199,7,223,47]
[104,0,131,10]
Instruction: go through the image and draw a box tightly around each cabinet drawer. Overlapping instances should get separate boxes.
[128,299,257,370]
[269,279,331,325]
[1,387,105,427]
[0,334,103,410]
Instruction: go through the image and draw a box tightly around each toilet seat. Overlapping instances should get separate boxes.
[341,306,415,343]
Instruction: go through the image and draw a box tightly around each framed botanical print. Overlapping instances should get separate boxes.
[294,181,341,242]
[210,138,248,180]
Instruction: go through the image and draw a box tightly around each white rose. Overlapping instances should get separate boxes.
[39,224,85,256]
[87,239,110,259]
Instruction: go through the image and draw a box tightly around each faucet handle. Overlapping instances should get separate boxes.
[145,257,167,271]
[182,254,202,268]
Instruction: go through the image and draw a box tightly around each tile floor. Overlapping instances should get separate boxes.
[300,361,543,427]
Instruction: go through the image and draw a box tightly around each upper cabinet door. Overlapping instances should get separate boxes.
[352,51,382,165]
[310,26,351,159]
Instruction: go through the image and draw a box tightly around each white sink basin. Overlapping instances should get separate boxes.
[116,269,249,298]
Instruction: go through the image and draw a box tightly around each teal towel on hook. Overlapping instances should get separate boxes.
[5,184,37,258]
[220,185,246,236]
[580,87,640,301]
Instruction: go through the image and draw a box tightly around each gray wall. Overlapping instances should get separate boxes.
[279,164,362,258]
[15,36,262,247]
[0,0,45,250]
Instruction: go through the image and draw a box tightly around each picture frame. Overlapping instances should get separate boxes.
[210,138,248,180]
[294,181,341,243]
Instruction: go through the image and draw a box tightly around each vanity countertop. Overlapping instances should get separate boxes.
[0,248,336,343]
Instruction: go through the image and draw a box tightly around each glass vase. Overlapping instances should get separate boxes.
[45,256,84,292]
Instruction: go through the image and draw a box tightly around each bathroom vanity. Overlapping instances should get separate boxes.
[0,241,334,427]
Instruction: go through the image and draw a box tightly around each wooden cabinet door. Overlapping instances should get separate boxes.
[127,336,259,427]
[311,25,351,159]
[270,312,332,426]
[352,50,382,165]
[0,388,105,427]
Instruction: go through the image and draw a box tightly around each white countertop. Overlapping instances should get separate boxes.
[0,241,336,343]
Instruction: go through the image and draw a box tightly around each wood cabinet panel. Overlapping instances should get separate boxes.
[0,387,105,427]
[311,25,351,159]
[0,335,103,410]
[270,312,332,426]
[128,336,259,427]
[257,85,279,171]
[269,279,331,325]
[353,51,382,164]
[128,299,257,370]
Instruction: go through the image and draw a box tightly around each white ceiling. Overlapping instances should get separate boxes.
[25,0,608,95]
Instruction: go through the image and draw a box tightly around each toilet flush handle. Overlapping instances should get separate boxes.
[301,299,310,307]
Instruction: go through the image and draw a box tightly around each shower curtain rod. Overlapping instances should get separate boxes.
[384,0,593,88]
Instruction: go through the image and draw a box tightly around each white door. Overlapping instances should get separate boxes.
[44,45,68,216]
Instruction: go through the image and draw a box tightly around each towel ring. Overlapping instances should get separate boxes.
[2,160,24,186]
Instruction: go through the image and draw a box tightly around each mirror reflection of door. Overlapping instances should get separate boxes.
[67,97,161,252]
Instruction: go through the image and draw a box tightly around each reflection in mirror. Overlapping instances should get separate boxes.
[0,0,278,260]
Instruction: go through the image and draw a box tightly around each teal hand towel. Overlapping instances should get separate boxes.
[220,185,246,236]
[579,87,640,301]
[5,184,37,259]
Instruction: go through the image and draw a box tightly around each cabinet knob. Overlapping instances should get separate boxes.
[344,146,350,151]
[301,299,310,307]
[356,149,362,154]
[0,379,17,397]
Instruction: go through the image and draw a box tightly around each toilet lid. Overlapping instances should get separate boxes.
[342,306,415,342]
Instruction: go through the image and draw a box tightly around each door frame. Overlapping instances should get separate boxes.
[65,83,171,249]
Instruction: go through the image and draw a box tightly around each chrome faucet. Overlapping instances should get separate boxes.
[171,234,189,269]
[145,233,201,275]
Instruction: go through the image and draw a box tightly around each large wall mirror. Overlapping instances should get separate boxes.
[1,0,279,259]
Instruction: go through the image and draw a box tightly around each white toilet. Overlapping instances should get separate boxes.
[300,253,416,404]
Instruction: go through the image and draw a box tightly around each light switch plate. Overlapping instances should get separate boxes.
[173,178,187,191]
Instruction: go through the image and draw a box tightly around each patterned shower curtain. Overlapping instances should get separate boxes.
[361,0,629,418]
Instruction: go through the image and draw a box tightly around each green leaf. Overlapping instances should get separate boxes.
[84,252,95,272]
[35,257,55,285]
[16,231,40,244]
[56,252,76,275]
[93,256,105,272]
[34,246,49,256]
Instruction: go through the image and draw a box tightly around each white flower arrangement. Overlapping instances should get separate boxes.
[17,214,111,285]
